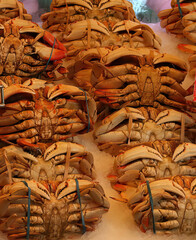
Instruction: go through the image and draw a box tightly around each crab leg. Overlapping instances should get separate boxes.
[0,119,36,135]
[0,128,38,141]
[0,110,34,127]
[68,207,107,222]
[33,42,67,61]
[95,75,138,89]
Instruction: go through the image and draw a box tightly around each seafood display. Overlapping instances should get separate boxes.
[0,0,195,238]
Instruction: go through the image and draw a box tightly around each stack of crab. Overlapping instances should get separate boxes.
[41,0,162,88]
[0,1,110,239]
[158,0,196,77]
[0,0,196,237]
[92,47,196,233]
[41,0,161,53]
[40,0,196,235]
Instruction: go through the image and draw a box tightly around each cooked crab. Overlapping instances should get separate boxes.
[109,141,196,196]
[0,141,96,186]
[0,179,109,239]
[94,107,195,154]
[129,176,196,234]
[0,18,67,79]
[93,48,194,112]
[0,82,97,147]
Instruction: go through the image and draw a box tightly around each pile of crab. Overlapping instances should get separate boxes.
[0,78,110,239]
[158,0,196,77]
[0,2,110,239]
[40,0,161,58]
[85,46,196,234]
[0,141,110,239]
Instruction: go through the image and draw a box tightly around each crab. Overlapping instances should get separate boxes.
[47,19,112,54]
[93,47,195,112]
[94,107,195,154]
[111,20,161,49]
[0,141,96,186]
[0,0,32,22]
[0,18,67,79]
[0,179,109,239]
[0,81,97,147]
[178,43,196,78]
[109,141,196,198]
[41,0,138,31]
[128,176,196,234]
[158,2,196,37]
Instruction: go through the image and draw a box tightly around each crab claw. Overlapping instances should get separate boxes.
[149,179,185,198]
[95,107,145,136]
[178,43,196,54]
[155,109,195,125]
[4,84,35,101]
[173,142,196,162]
[23,79,49,90]
[56,179,93,200]
[43,30,67,51]
[44,142,85,161]
[1,180,50,200]
[1,145,38,164]
[34,42,67,61]
[47,84,84,100]
[116,145,162,167]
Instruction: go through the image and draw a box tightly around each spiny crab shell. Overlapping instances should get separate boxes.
[0,18,67,79]
[109,141,196,199]
[0,141,96,186]
[94,107,195,154]
[93,47,193,112]
[0,80,97,146]
[0,179,110,239]
[129,176,196,234]
[0,0,32,22]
